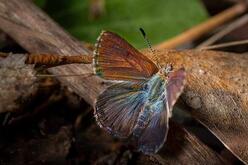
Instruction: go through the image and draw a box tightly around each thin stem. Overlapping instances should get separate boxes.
[197,14,248,48]
[199,39,248,50]
[35,73,94,78]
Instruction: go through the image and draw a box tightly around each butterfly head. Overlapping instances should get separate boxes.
[158,64,173,78]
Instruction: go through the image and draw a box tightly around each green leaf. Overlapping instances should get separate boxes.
[34,0,47,8]
[42,0,208,48]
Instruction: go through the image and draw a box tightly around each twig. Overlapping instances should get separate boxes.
[197,14,248,48]
[25,54,92,66]
[35,73,94,78]
[199,39,248,50]
[155,3,247,49]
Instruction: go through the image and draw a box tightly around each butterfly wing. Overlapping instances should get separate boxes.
[93,31,158,81]
[137,100,170,154]
[137,68,186,154]
[95,81,148,138]
[166,68,186,114]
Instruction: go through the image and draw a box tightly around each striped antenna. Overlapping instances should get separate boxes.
[139,28,161,67]
[139,28,155,54]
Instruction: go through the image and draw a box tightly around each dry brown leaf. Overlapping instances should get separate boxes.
[145,49,248,164]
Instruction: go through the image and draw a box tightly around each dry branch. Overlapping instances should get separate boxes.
[0,0,247,163]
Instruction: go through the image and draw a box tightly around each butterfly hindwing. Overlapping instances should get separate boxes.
[95,81,148,138]
[136,68,186,154]
[137,99,170,154]
[93,31,158,81]
[166,68,186,113]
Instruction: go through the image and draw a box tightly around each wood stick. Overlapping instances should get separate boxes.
[155,3,247,49]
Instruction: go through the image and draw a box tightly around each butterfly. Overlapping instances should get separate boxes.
[93,31,186,154]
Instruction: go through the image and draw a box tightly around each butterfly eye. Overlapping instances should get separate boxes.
[163,64,173,74]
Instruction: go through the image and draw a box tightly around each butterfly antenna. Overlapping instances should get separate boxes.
[139,28,161,67]
[139,28,155,54]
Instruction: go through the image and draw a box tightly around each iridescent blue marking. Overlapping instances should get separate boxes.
[133,74,166,138]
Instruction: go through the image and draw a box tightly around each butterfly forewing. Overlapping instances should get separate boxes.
[93,31,158,81]
[95,82,148,138]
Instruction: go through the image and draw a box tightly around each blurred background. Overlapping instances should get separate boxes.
[31,0,248,52]
[34,0,208,48]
